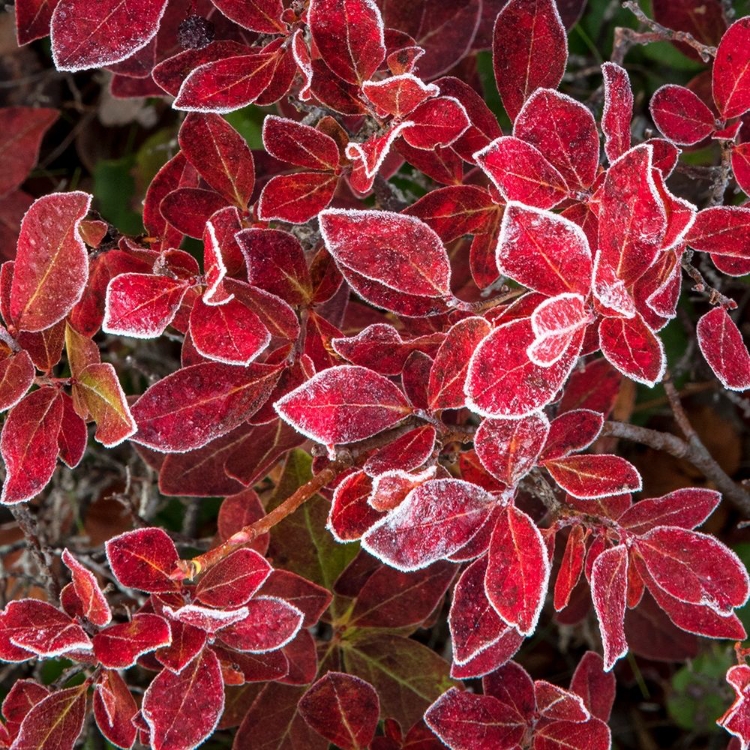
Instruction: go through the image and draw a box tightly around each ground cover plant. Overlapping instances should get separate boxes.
[4,0,750,747]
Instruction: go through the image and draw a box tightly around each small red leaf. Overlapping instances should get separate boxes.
[485,504,550,635]
[320,208,453,300]
[1,387,63,505]
[650,84,716,145]
[362,478,495,571]
[93,613,171,668]
[262,115,341,171]
[275,365,412,445]
[553,525,587,612]
[328,470,383,542]
[540,410,604,463]
[401,96,471,150]
[0,108,58,197]
[10,192,90,332]
[217,596,303,652]
[591,544,628,670]
[11,684,87,750]
[713,17,750,119]
[142,647,224,750]
[0,350,35,413]
[545,454,642,499]
[492,0,567,122]
[528,293,592,367]
[105,527,180,593]
[257,171,338,225]
[2,599,91,657]
[61,548,111,627]
[363,74,438,118]
[601,62,633,162]
[51,0,169,71]
[299,672,380,750]
[570,651,616,723]
[196,548,272,608]
[599,314,666,387]
[308,0,385,85]
[364,425,436,475]
[93,670,138,750]
[697,307,750,391]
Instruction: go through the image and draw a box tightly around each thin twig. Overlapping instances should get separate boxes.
[9,506,60,601]
[602,421,750,515]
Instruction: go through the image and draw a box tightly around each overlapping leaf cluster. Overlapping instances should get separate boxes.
[2,0,750,748]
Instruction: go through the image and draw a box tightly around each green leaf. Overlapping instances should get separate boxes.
[268,450,358,589]
[342,633,456,728]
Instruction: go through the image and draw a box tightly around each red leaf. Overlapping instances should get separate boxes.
[105,527,180,593]
[540,409,604,463]
[1,387,63,505]
[189,294,270,365]
[259,570,332,628]
[599,314,666,387]
[163,603,249,634]
[650,84,716,145]
[635,526,750,614]
[142,647,224,750]
[553,525,587,612]
[528,293,593,367]
[299,672,380,750]
[569,651,616,723]
[51,0,169,71]
[61,548,111,627]
[262,114,341,172]
[93,613,171,668]
[275,365,412,445]
[618,488,721,535]
[0,108,58,197]
[328,470,384,542]
[11,684,87,750]
[93,670,138,750]
[369,466,437,513]
[159,187,227,239]
[535,681,589,722]
[496,203,592,298]
[10,192,90,332]
[652,0,726,60]
[450,555,518,667]
[174,50,280,113]
[363,74,439,118]
[362,478,495,571]
[485,504,550,635]
[465,316,584,419]
[514,89,598,190]
[601,62,633,162]
[364,425,436,475]
[103,273,188,338]
[217,596,303,652]
[0,350,34,413]
[425,688,526,750]
[259,171,338,224]
[319,209,453,299]
[210,0,285,33]
[15,0,59,45]
[544,454,642,499]
[195,548,272,608]
[475,413,549,487]
[534,717,611,750]
[154,621,207,673]
[697,307,750,391]
[401,97,471,150]
[308,0,385,85]
[2,599,92,657]
[475,136,568,209]
[492,0,567,122]
[178,113,255,209]
[131,361,282,452]
[713,17,750,119]
[687,205,750,260]
[591,544,628,670]
[719,665,750,750]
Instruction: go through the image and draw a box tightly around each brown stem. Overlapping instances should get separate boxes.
[9,506,60,601]
[602,421,750,515]
[708,140,733,207]
[682,256,737,309]
[662,370,695,441]
[454,288,526,314]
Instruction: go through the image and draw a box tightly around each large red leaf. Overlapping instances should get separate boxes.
[696,307,750,391]
[1,387,63,505]
[275,365,412,445]
[362,478,495,571]
[319,208,453,299]
[591,544,628,671]
[465,316,584,419]
[105,527,180,593]
[308,0,385,85]
[475,413,549,486]
[492,0,567,122]
[93,613,171,668]
[601,62,632,162]
[514,89,599,190]
[713,17,750,119]
[2,599,91,657]
[485,504,550,635]
[178,113,255,209]
[131,362,282,452]
[299,672,380,750]
[10,191,90,332]
[51,0,169,71]
[650,84,716,145]
[475,136,568,209]
[652,0,726,60]
[11,684,87,750]
[496,203,592,298]
[544,454,642,499]
[142,647,224,750]
[635,526,750,615]
[425,687,526,749]
[687,205,750,259]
